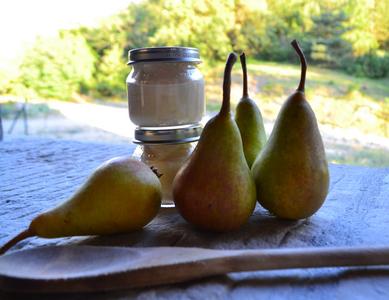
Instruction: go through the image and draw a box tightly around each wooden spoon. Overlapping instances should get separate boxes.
[1,245,389,293]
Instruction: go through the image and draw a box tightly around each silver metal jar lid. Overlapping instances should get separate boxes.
[133,124,202,144]
[128,47,201,64]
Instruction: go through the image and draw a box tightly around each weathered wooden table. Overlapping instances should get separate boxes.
[1,138,389,299]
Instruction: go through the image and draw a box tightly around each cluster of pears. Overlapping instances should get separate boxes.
[173,40,329,231]
[0,157,163,254]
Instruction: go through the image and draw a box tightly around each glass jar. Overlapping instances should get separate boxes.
[126,47,205,207]
[127,62,204,127]
[132,143,196,207]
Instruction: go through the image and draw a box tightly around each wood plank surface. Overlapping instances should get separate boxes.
[1,137,389,299]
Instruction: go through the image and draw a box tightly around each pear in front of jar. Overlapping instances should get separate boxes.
[0,157,162,254]
[173,53,256,232]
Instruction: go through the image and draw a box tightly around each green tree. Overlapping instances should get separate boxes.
[244,0,316,61]
[148,0,236,62]
[120,1,159,52]
[373,0,389,50]
[309,10,352,67]
[17,0,388,99]
[75,2,159,97]
[343,0,378,55]
[77,14,127,58]
[95,44,128,97]
[18,32,95,100]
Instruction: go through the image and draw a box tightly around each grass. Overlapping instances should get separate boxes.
[202,59,389,137]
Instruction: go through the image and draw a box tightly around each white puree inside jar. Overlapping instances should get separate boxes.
[127,62,204,127]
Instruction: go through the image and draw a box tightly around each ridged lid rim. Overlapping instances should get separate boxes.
[128,47,201,65]
[133,123,202,144]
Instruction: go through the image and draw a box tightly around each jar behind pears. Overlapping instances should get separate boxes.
[126,47,204,207]
[132,143,196,206]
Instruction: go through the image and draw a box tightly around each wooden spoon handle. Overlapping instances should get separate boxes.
[225,246,389,272]
[107,246,389,290]
[2,245,389,293]
[150,246,389,289]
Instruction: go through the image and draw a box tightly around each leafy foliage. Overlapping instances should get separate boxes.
[308,11,352,67]
[18,32,95,100]
[5,0,389,100]
[95,45,128,97]
[345,52,389,78]
[149,0,236,61]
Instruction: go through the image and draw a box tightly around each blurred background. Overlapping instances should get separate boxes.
[0,0,388,166]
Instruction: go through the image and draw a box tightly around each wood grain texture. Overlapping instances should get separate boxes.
[1,138,389,299]
[2,245,389,293]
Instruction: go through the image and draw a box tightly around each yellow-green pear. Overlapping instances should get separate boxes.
[235,52,267,167]
[251,40,329,220]
[173,53,256,232]
[0,157,162,254]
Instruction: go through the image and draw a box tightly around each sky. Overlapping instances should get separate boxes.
[0,0,132,64]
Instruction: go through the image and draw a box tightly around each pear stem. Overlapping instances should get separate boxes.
[0,229,34,255]
[220,52,238,116]
[291,39,307,92]
[240,52,249,98]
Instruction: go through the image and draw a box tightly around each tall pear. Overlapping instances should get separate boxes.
[173,53,256,232]
[235,52,267,167]
[1,157,162,254]
[251,40,329,220]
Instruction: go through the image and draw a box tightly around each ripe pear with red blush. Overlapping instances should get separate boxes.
[173,53,256,232]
